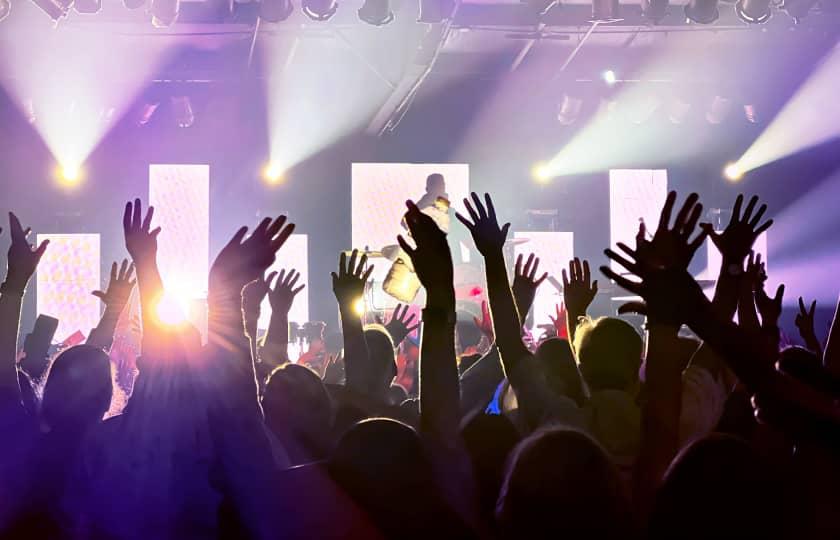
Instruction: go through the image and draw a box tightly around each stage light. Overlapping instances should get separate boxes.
[31,0,71,20]
[642,0,668,21]
[724,163,744,182]
[736,0,772,23]
[358,0,394,25]
[302,0,337,20]
[352,297,366,317]
[557,94,583,126]
[744,104,757,123]
[685,0,719,23]
[137,102,159,126]
[0,0,10,21]
[156,291,188,326]
[171,96,194,128]
[591,0,619,21]
[532,163,552,183]
[781,0,817,20]
[74,0,102,13]
[57,163,82,186]
[418,0,454,22]
[263,162,284,184]
[602,70,617,86]
[151,0,179,27]
[706,95,731,124]
[260,0,294,22]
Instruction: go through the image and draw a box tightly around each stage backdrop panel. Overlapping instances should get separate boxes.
[36,234,101,342]
[259,233,309,330]
[351,162,470,254]
[609,169,668,273]
[513,232,574,329]
[149,164,210,301]
[702,230,768,286]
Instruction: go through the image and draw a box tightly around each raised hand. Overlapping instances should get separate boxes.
[268,269,305,315]
[630,191,706,270]
[548,303,568,339]
[375,303,419,346]
[796,297,822,356]
[561,258,598,318]
[603,192,707,325]
[756,282,785,329]
[211,216,295,292]
[123,199,161,263]
[473,300,494,340]
[332,249,373,309]
[397,200,454,300]
[92,259,136,312]
[512,253,548,321]
[5,213,48,291]
[455,192,510,257]
[702,194,772,263]
[243,272,277,315]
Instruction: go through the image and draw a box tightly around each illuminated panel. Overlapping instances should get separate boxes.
[351,163,470,308]
[36,234,101,342]
[149,164,210,301]
[513,232,574,328]
[609,169,668,272]
[259,234,309,329]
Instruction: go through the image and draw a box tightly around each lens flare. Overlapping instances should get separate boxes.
[352,297,366,317]
[724,163,744,182]
[58,163,81,185]
[263,162,284,184]
[155,291,188,326]
[603,70,618,86]
[532,163,552,184]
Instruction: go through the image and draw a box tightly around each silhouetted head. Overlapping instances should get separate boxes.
[330,418,473,539]
[363,326,397,398]
[649,434,787,539]
[41,345,112,432]
[462,413,521,521]
[263,364,333,462]
[574,317,642,392]
[777,346,835,393]
[425,173,445,196]
[456,312,483,356]
[535,338,585,406]
[497,428,632,539]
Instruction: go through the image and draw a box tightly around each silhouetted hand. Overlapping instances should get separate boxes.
[123,199,161,263]
[92,259,136,312]
[561,258,598,317]
[455,193,510,257]
[375,303,419,346]
[756,282,785,329]
[702,194,772,263]
[269,269,305,315]
[512,253,548,318]
[473,300,494,341]
[796,297,820,354]
[397,200,454,297]
[211,216,295,292]
[243,272,276,315]
[332,249,373,309]
[631,191,707,270]
[603,192,707,325]
[5,213,48,290]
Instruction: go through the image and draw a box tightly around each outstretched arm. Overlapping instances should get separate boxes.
[560,257,597,351]
[263,269,305,366]
[511,253,548,325]
[703,194,773,321]
[375,303,420,348]
[398,200,459,441]
[87,259,135,351]
[332,250,374,396]
[242,272,275,367]
[796,297,823,359]
[0,215,47,404]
